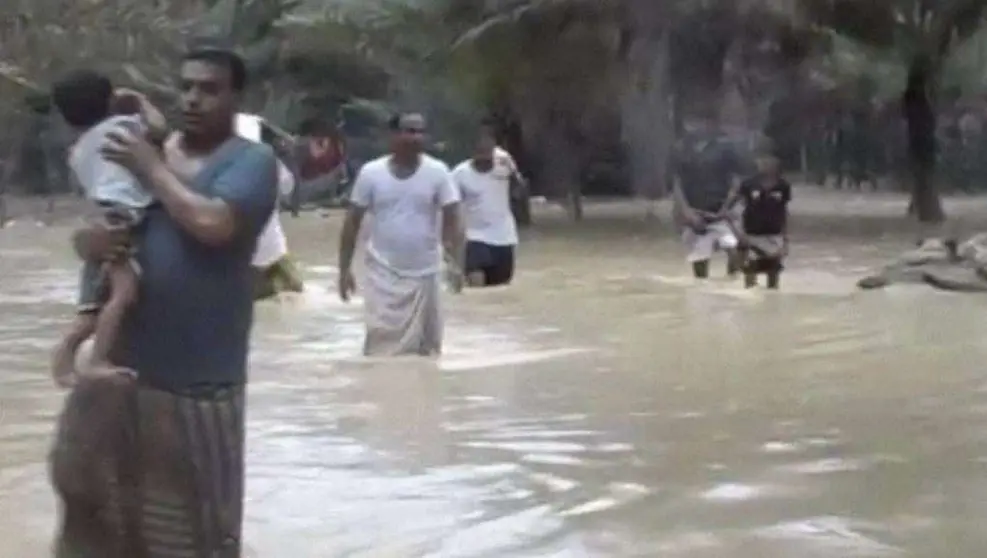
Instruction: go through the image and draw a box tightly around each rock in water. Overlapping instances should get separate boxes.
[922,266,987,292]
[899,238,950,265]
[958,233,987,266]
[857,274,890,290]
[857,235,987,292]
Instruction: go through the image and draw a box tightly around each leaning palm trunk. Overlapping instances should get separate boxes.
[620,25,674,212]
[903,55,945,225]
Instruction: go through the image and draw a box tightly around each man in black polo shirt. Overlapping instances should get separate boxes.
[731,141,791,289]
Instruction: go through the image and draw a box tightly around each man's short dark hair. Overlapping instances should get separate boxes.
[51,69,113,128]
[183,47,248,91]
[388,113,425,132]
[388,114,402,131]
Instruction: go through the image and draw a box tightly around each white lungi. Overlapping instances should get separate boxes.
[362,256,443,357]
[682,221,739,263]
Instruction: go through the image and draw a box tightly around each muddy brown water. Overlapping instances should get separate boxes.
[3,190,987,557]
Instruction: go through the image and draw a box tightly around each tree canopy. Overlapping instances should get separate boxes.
[5,0,987,221]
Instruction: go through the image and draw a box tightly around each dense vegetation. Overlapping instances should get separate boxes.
[4,0,987,224]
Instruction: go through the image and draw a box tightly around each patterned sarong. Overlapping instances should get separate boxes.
[50,379,245,557]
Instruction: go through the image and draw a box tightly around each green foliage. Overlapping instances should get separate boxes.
[800,0,987,62]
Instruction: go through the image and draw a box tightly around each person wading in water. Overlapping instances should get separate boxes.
[50,45,277,557]
[452,118,526,288]
[337,113,465,356]
[672,109,746,280]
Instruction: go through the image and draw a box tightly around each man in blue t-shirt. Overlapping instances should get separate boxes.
[49,46,276,557]
[672,112,746,279]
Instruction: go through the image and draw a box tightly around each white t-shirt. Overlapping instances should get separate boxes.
[69,115,153,208]
[349,154,459,276]
[233,114,294,268]
[251,161,294,268]
[252,211,288,267]
[451,147,519,246]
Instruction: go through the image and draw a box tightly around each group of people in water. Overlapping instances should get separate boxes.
[673,114,792,289]
[39,43,526,556]
[336,113,524,356]
[39,43,790,556]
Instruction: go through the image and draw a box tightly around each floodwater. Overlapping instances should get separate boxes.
[3,191,987,557]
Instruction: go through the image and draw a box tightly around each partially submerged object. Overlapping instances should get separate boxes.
[857,235,987,292]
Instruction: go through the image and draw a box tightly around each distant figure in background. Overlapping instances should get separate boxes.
[723,140,791,289]
[338,113,464,356]
[452,118,525,287]
[49,70,166,387]
[296,120,349,208]
[235,113,304,299]
[672,110,745,279]
[252,158,304,299]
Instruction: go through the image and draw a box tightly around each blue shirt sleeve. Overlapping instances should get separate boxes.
[211,143,278,240]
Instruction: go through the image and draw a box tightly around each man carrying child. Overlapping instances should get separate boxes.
[48,45,277,557]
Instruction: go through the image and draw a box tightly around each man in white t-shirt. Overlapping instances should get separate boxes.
[337,113,464,356]
[452,119,524,287]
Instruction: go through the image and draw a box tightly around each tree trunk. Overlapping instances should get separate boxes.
[543,119,582,220]
[500,114,532,227]
[520,96,582,220]
[0,160,10,228]
[902,56,944,224]
[620,30,673,211]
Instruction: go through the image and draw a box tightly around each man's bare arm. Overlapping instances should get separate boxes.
[338,205,366,273]
[116,88,168,145]
[672,180,696,219]
[718,180,743,216]
[509,172,529,199]
[146,164,239,247]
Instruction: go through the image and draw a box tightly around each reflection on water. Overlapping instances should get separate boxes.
[4,197,987,556]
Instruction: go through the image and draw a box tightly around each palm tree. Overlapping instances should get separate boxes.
[449,0,813,217]
[802,0,987,225]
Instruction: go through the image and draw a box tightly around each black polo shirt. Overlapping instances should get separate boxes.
[740,177,791,236]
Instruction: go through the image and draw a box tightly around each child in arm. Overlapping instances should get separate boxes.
[49,70,156,386]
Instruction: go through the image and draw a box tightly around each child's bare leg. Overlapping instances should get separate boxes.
[87,263,138,382]
[51,313,97,388]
